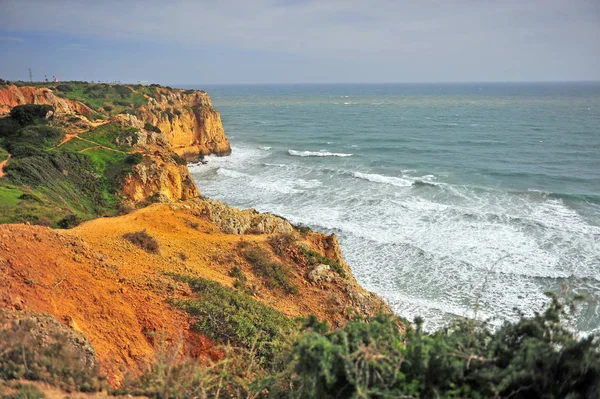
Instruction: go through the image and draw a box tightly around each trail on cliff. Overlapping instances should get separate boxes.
[0,154,10,178]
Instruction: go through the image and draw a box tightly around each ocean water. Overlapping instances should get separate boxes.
[187,83,600,332]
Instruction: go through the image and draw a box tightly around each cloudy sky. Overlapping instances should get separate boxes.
[1,0,599,84]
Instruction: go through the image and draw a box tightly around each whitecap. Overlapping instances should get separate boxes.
[352,172,412,187]
[288,150,353,157]
[259,146,272,150]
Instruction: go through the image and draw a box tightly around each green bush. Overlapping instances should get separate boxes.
[113,85,133,98]
[0,318,103,392]
[55,84,72,92]
[17,125,65,148]
[300,247,346,278]
[57,214,82,229]
[272,294,600,398]
[1,383,45,399]
[169,274,296,366]
[9,105,54,126]
[123,230,160,253]
[0,117,20,138]
[144,122,161,133]
[125,153,144,165]
[238,241,299,295]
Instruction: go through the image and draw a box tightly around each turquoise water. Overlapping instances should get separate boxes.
[188,83,600,332]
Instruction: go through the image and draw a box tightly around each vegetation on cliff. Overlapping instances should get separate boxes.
[0,82,598,398]
[0,81,225,226]
[0,104,143,226]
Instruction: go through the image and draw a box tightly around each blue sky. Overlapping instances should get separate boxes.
[1,0,599,84]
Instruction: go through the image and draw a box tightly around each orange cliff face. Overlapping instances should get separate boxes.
[0,199,391,386]
[136,89,231,160]
[0,84,231,161]
[0,84,93,117]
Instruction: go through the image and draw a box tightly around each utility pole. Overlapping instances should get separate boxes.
[28,68,33,82]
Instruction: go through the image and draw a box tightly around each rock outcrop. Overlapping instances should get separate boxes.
[0,83,231,204]
[136,89,231,160]
[0,84,93,116]
[121,156,199,203]
[175,197,295,234]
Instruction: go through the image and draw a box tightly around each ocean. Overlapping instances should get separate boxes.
[187,82,600,333]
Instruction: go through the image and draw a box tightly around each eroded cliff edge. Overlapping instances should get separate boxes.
[0,83,230,208]
[0,82,392,389]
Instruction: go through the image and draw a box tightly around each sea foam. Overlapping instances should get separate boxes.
[352,172,412,187]
[288,150,353,157]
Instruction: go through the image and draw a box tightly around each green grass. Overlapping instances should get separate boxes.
[0,185,23,207]
[54,138,98,152]
[53,83,148,114]
[0,147,9,162]
[168,274,296,366]
[79,123,138,152]
[238,241,299,295]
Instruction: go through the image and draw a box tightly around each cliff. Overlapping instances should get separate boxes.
[0,84,94,116]
[0,199,390,386]
[0,82,392,394]
[0,83,230,209]
[0,83,231,160]
[136,88,231,159]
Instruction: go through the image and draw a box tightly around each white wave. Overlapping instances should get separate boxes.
[259,146,272,150]
[352,172,412,187]
[288,150,353,157]
[217,168,247,178]
[263,162,287,168]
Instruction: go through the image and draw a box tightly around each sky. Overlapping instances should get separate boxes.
[0,0,599,84]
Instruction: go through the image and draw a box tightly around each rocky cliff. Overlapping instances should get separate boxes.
[0,83,230,205]
[0,84,93,116]
[136,88,231,160]
[0,83,231,160]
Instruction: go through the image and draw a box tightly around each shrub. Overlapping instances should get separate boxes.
[301,247,346,278]
[293,223,312,234]
[117,339,266,399]
[168,274,296,366]
[9,105,54,126]
[272,294,600,398]
[185,219,199,230]
[0,315,104,392]
[55,84,72,92]
[238,242,299,295]
[124,153,144,165]
[113,85,133,98]
[57,214,82,229]
[17,125,65,147]
[268,233,296,257]
[172,153,187,165]
[0,117,20,138]
[143,122,161,133]
[103,105,112,112]
[123,230,159,253]
[1,383,45,399]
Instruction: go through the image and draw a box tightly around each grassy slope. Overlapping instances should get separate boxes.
[0,95,147,226]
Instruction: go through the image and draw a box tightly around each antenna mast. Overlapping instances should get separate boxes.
[28,68,33,82]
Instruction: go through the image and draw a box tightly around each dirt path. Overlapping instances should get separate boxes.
[75,137,128,154]
[0,154,11,178]
[56,119,111,147]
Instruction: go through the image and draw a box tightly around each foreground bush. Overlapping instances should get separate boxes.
[123,230,160,253]
[169,274,296,366]
[272,294,600,398]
